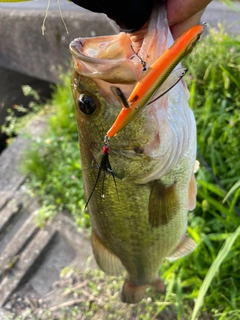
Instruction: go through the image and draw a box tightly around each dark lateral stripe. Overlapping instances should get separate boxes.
[148,180,178,228]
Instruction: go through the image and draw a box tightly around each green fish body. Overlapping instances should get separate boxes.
[70,3,197,303]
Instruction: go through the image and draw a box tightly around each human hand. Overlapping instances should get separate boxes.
[129,0,211,52]
[71,0,211,52]
[166,0,212,38]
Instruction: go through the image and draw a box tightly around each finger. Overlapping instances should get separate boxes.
[128,22,148,53]
[170,10,205,39]
[166,0,211,26]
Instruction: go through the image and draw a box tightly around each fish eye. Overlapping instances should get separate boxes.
[133,146,144,154]
[78,94,97,115]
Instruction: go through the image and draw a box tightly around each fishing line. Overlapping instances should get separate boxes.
[147,68,188,105]
[42,0,69,35]
[57,0,69,34]
[85,136,118,209]
[130,44,147,72]
[42,0,50,35]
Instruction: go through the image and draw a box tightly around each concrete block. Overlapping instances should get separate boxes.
[0,7,117,83]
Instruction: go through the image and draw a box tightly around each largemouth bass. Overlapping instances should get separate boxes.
[70,3,198,303]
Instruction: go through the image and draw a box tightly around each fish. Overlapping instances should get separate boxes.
[70,2,199,304]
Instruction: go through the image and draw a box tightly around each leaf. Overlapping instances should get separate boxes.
[223,179,240,203]
[191,225,240,320]
[220,65,240,90]
[197,180,225,197]
[0,0,32,2]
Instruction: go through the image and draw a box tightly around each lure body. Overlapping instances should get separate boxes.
[106,24,204,138]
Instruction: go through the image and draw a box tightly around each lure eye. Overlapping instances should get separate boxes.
[78,94,97,115]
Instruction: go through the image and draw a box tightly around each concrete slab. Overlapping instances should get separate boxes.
[0,116,46,192]
[0,116,96,315]
[0,216,57,307]
[0,197,38,269]
[0,6,117,84]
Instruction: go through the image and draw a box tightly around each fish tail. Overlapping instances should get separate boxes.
[121,280,147,304]
[151,278,166,294]
[121,277,166,304]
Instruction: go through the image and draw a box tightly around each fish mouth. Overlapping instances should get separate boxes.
[70,36,122,65]
[69,33,140,84]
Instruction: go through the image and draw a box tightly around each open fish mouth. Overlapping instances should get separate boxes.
[70,33,140,85]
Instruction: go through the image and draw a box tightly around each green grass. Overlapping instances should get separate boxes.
[18,26,240,319]
[20,77,90,228]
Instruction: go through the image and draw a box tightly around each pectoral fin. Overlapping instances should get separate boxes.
[167,234,197,261]
[91,230,124,275]
[148,181,178,228]
[187,160,199,211]
[187,173,197,211]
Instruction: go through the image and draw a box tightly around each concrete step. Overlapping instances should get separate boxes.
[0,200,94,307]
[0,198,39,271]
[0,116,96,316]
[0,197,55,307]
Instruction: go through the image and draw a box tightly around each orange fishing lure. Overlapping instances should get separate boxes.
[106,23,205,139]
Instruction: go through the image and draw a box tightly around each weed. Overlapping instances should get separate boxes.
[21,75,90,228]
[0,85,46,145]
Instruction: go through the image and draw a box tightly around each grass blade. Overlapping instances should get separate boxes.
[191,225,240,320]
[223,179,240,203]
[220,65,240,89]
